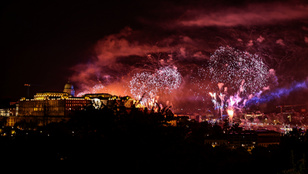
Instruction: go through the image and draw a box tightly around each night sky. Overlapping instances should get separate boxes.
[1,0,143,99]
[1,0,308,109]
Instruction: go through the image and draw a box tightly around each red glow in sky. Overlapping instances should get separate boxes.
[1,0,308,111]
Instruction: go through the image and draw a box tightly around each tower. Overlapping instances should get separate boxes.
[63,81,75,97]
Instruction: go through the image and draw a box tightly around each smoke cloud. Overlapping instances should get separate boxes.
[178,2,308,27]
[70,0,308,112]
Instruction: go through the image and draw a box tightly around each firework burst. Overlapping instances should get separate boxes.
[129,66,182,108]
[206,46,270,119]
[208,46,269,95]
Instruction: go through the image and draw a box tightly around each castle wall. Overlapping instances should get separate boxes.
[18,99,65,116]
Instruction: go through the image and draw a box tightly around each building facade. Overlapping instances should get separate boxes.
[17,82,135,117]
[18,97,92,116]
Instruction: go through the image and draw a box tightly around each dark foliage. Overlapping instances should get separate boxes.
[0,108,308,173]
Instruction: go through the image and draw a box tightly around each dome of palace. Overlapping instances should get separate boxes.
[64,82,74,90]
[63,81,75,96]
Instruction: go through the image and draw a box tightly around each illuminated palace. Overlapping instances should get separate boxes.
[17,82,135,117]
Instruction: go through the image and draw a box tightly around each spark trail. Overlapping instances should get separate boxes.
[246,80,308,106]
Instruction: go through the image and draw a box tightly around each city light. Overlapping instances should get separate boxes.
[227,109,234,122]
